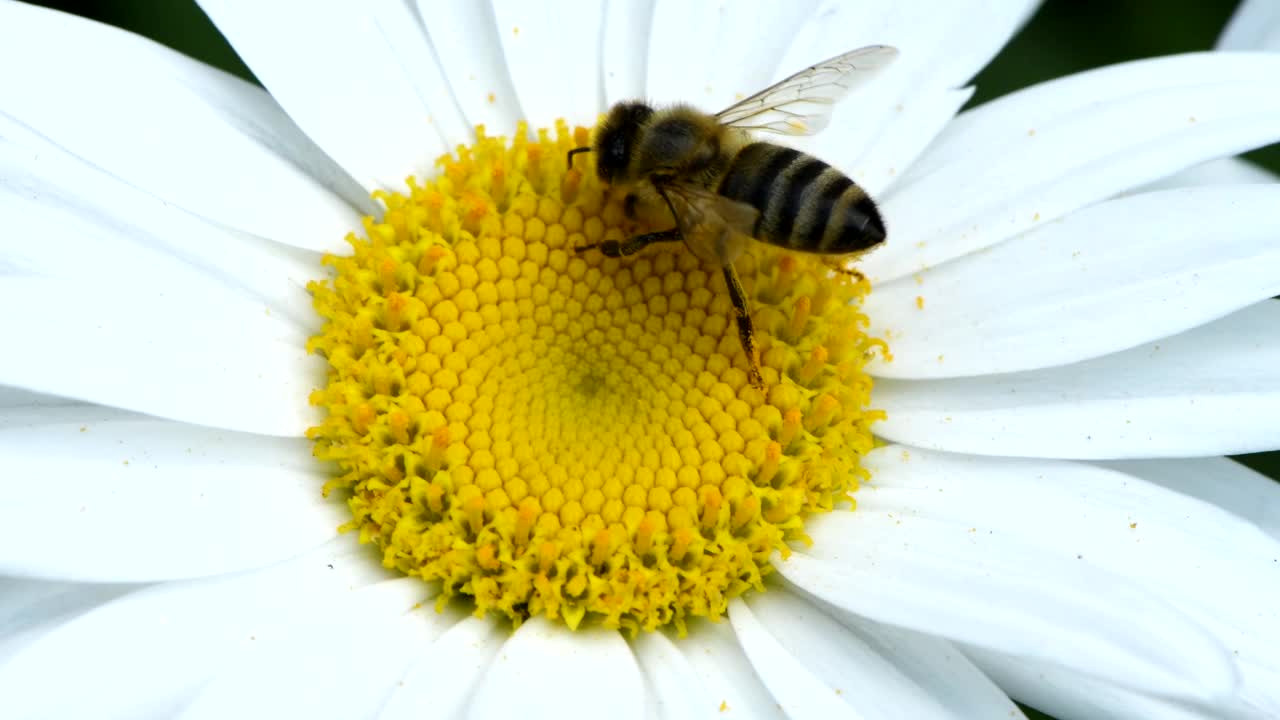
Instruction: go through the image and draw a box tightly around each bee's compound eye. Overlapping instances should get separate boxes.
[593,132,624,182]
[607,135,628,168]
[596,102,653,183]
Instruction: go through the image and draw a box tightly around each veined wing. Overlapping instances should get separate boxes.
[715,45,898,136]
[662,183,758,266]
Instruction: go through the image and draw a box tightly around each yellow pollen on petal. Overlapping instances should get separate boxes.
[306,119,884,635]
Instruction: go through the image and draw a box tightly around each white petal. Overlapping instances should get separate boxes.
[874,300,1280,459]
[0,579,133,637]
[812,445,1280,706]
[2,119,324,329]
[379,616,504,720]
[964,644,1255,720]
[678,619,786,720]
[646,0,816,114]
[0,537,391,719]
[417,0,524,133]
[726,597,860,719]
[867,185,1280,379]
[0,416,341,581]
[1218,0,1280,51]
[1142,155,1278,191]
[779,1,1034,194]
[815,606,1027,719]
[197,1,447,193]
[777,548,1234,708]
[712,2,821,113]
[644,0,727,106]
[735,592,958,719]
[630,630,716,720]
[871,52,1280,285]
[178,578,449,720]
[0,386,84,410]
[844,87,973,198]
[0,276,322,437]
[368,2,475,152]
[1098,457,1280,541]
[491,1,605,129]
[771,1,894,86]
[0,403,138,437]
[0,579,134,666]
[467,617,644,720]
[777,447,1252,703]
[601,0,655,106]
[0,2,368,251]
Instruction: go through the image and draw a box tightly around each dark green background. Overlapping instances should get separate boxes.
[20,3,1279,718]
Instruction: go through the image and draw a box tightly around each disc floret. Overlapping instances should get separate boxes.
[307,121,883,633]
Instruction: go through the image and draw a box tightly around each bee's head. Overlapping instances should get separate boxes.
[590,102,654,184]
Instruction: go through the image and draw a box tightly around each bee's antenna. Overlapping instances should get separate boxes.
[566,146,592,169]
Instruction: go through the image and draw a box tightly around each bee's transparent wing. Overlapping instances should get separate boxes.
[664,184,758,266]
[716,45,898,136]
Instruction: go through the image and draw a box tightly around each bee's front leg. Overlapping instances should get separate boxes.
[574,228,682,258]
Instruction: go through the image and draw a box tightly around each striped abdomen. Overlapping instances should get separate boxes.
[717,142,885,255]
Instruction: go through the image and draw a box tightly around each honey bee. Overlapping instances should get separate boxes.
[569,46,898,388]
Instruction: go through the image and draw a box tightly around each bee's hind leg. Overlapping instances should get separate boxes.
[722,264,764,390]
[821,257,867,284]
[575,227,682,258]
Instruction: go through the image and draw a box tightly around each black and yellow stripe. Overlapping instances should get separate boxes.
[718,142,886,255]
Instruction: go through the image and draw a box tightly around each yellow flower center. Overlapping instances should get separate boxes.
[307,121,884,634]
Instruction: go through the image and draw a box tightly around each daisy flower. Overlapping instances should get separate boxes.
[2,2,1280,719]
